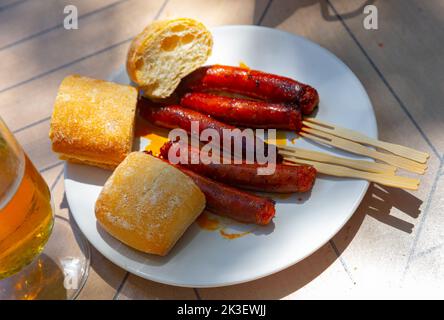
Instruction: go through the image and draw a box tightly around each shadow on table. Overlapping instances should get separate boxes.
[61,193,130,296]
[363,184,421,233]
[255,0,376,27]
[199,183,422,299]
[61,191,202,297]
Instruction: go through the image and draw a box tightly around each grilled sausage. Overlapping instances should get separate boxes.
[179,65,319,115]
[160,141,317,193]
[139,101,282,162]
[181,92,302,131]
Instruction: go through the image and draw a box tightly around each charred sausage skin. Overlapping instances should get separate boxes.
[181,92,302,131]
[160,141,317,193]
[179,65,319,115]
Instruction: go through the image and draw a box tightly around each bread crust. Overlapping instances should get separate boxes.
[95,152,206,256]
[49,75,138,169]
[126,18,213,99]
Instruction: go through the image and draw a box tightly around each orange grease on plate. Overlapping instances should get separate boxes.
[220,229,252,240]
[239,61,250,69]
[196,212,254,240]
[267,131,287,146]
[135,118,170,155]
[196,212,220,231]
[275,131,287,146]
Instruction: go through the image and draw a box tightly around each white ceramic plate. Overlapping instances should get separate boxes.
[65,26,376,288]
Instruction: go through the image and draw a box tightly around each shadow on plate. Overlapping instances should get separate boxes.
[95,219,201,267]
[65,163,111,187]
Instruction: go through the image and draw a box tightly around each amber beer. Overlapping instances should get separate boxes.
[0,124,53,279]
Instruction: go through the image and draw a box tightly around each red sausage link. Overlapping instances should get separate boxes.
[160,141,317,193]
[177,166,275,225]
[181,92,302,131]
[179,65,319,115]
[146,151,275,225]
[147,151,275,225]
[139,101,282,162]
[139,102,236,136]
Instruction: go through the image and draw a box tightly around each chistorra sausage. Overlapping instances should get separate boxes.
[177,167,275,225]
[150,152,275,225]
[139,101,282,162]
[179,65,319,115]
[160,141,317,193]
[139,102,236,139]
[180,92,302,131]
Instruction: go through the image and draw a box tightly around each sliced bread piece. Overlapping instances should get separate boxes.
[127,18,213,99]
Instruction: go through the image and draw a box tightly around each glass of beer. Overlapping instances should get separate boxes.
[0,117,90,299]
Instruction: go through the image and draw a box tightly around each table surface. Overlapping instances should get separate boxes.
[1,0,443,299]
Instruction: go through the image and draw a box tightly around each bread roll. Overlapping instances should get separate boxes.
[95,152,206,256]
[49,75,138,169]
[127,18,213,99]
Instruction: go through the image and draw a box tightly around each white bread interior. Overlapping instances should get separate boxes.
[127,18,213,99]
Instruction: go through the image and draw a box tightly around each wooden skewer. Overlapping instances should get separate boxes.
[300,128,427,174]
[303,118,430,164]
[283,159,419,191]
[278,146,396,174]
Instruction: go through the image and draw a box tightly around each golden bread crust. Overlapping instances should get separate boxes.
[49,75,138,169]
[95,152,206,256]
